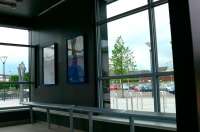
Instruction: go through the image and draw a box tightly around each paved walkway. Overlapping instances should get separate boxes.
[0,99,22,108]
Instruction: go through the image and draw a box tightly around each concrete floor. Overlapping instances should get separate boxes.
[0,122,85,132]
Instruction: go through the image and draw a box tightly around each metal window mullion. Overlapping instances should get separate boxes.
[0,42,35,48]
[98,72,174,80]
[148,0,160,112]
[152,0,168,8]
[95,0,104,108]
[98,80,104,108]
[99,73,154,80]
[98,33,104,108]
[96,0,168,26]
[97,5,149,25]
[157,71,174,76]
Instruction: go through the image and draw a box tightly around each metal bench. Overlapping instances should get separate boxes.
[24,102,176,132]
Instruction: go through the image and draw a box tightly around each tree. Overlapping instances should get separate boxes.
[110,36,136,75]
[9,72,30,89]
[110,36,137,97]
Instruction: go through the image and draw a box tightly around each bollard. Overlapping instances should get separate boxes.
[131,96,133,111]
[126,97,128,110]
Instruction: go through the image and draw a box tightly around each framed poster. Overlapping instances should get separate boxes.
[42,44,56,85]
[67,36,86,83]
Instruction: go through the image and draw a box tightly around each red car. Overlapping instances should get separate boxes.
[109,84,120,91]
[130,86,140,92]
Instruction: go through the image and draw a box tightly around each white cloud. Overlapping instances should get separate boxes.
[0,27,28,44]
[107,0,147,18]
[105,2,173,70]
[0,27,29,74]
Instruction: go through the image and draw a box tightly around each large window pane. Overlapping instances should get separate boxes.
[100,11,151,76]
[0,45,30,107]
[0,26,30,108]
[0,27,29,45]
[0,45,29,77]
[102,77,154,112]
[0,83,30,107]
[159,75,176,113]
[106,0,147,18]
[155,4,174,72]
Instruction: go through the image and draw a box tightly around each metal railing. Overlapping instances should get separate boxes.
[0,83,30,105]
[24,102,176,132]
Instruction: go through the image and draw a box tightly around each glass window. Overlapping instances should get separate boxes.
[0,45,30,108]
[106,0,147,18]
[102,77,154,112]
[0,83,30,107]
[0,27,29,45]
[0,45,29,77]
[159,75,176,113]
[98,0,175,114]
[155,4,174,72]
[100,11,151,76]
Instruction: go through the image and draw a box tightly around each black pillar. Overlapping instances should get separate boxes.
[168,0,200,131]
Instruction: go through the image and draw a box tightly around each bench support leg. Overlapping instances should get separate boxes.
[30,106,33,124]
[88,112,93,132]
[130,117,135,132]
[70,109,73,132]
[47,108,51,128]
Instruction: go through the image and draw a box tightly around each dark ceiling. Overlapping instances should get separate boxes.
[0,0,62,18]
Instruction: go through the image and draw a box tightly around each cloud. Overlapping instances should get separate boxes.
[104,2,173,70]
[0,27,29,75]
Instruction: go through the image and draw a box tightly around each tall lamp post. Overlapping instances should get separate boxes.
[145,42,153,97]
[145,42,151,67]
[0,56,8,101]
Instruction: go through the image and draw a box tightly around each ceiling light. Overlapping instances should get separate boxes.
[0,0,23,8]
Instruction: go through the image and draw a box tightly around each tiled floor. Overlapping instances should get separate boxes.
[0,122,84,132]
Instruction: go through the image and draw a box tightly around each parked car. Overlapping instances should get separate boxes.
[166,85,175,94]
[140,85,152,92]
[109,83,130,91]
[122,84,129,90]
[109,84,120,91]
[130,86,140,92]
[160,86,168,92]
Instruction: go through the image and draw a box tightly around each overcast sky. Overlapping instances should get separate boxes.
[0,1,173,75]
[106,1,173,71]
[0,27,29,75]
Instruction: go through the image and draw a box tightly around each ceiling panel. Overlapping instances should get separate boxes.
[0,0,62,18]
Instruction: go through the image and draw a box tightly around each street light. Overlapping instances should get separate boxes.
[0,56,7,101]
[0,56,8,81]
[145,42,151,67]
